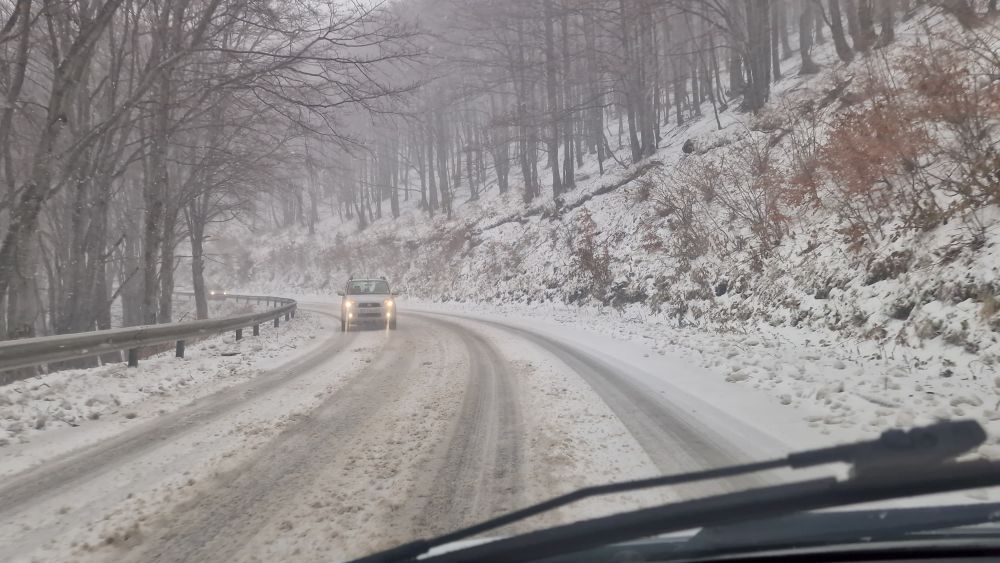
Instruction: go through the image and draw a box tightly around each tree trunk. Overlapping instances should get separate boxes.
[415,136,427,207]
[652,20,663,143]
[876,0,895,47]
[435,111,451,218]
[799,0,821,74]
[489,96,510,194]
[6,237,40,340]
[143,71,171,325]
[158,203,179,323]
[673,53,686,124]
[465,120,477,200]
[727,0,746,98]
[845,0,861,48]
[728,50,744,96]
[620,0,643,163]
[515,16,538,204]
[742,0,772,111]
[95,260,112,332]
[771,2,783,80]
[427,121,438,213]
[561,4,575,190]
[187,201,209,320]
[544,0,563,199]
[390,136,400,217]
[583,7,607,172]
[638,1,657,157]
[778,1,793,59]
[0,0,32,194]
[855,0,877,52]
[814,1,827,43]
[120,224,144,328]
[829,0,856,62]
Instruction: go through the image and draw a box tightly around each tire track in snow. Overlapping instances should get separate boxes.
[407,313,524,536]
[122,313,525,562]
[0,307,353,521]
[416,312,765,495]
[124,322,418,562]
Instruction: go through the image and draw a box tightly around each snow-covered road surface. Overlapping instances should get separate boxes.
[1,302,824,562]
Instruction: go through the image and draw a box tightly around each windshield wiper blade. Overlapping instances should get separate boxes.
[687,501,1000,555]
[532,502,1000,563]
[351,420,986,563]
[427,458,1000,563]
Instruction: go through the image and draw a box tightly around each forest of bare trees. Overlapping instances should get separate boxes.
[1,0,997,342]
[344,0,914,230]
[0,0,418,341]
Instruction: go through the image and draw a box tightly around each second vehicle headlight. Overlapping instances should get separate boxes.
[384,299,394,308]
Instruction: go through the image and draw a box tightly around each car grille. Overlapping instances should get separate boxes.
[355,302,384,319]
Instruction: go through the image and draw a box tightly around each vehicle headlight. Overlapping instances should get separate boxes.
[384,299,394,308]
[345,300,355,308]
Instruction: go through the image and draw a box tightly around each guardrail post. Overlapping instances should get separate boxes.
[253,324,260,336]
[176,340,185,358]
[128,348,139,368]
[236,328,243,341]
[273,317,280,328]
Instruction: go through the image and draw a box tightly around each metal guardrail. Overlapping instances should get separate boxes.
[0,293,297,383]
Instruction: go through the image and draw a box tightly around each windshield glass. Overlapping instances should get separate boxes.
[347,280,390,295]
[4,1,999,562]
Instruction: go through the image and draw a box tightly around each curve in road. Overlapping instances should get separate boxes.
[1,303,772,563]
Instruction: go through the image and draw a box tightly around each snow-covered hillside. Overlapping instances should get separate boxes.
[220,11,1000,443]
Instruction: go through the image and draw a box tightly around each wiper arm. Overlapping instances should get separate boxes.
[352,420,986,563]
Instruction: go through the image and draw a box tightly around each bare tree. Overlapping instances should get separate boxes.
[828,0,856,63]
[799,0,821,74]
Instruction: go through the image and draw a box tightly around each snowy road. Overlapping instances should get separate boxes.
[0,303,786,562]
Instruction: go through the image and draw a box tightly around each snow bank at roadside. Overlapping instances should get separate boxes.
[0,309,325,450]
[406,299,1000,461]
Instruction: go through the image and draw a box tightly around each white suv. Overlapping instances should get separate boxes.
[338,277,397,331]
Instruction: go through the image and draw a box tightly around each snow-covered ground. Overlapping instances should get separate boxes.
[0,305,706,562]
[403,299,1000,460]
[0,304,326,475]
[2,299,995,562]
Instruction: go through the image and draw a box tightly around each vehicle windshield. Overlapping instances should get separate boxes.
[3,1,999,562]
[347,280,390,295]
